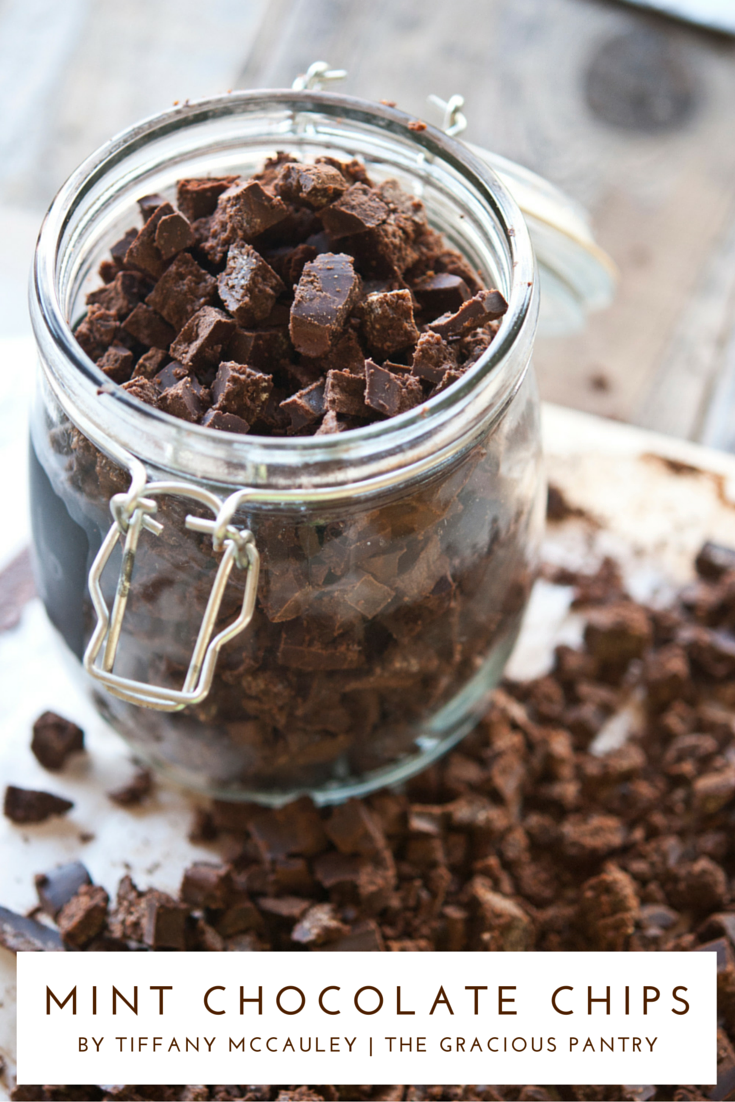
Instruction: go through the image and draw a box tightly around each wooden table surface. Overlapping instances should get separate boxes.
[1,0,735,447]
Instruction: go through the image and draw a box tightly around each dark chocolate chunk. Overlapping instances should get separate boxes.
[176,175,239,221]
[106,766,153,806]
[217,243,284,326]
[315,409,346,435]
[137,192,167,219]
[411,330,456,383]
[121,376,160,407]
[96,343,134,383]
[290,252,361,357]
[145,251,217,330]
[122,302,176,349]
[143,889,188,949]
[291,902,349,946]
[169,306,236,371]
[365,359,423,417]
[280,379,325,430]
[320,182,389,238]
[86,270,143,319]
[154,210,196,260]
[276,162,348,209]
[0,905,64,953]
[35,862,92,918]
[123,201,176,278]
[248,798,328,860]
[57,884,109,948]
[324,369,369,418]
[318,918,385,951]
[696,542,735,580]
[74,305,118,360]
[361,288,420,355]
[266,242,318,287]
[31,711,85,772]
[201,408,250,434]
[181,862,233,909]
[225,325,291,370]
[412,271,471,315]
[4,785,73,824]
[109,227,138,267]
[212,361,273,422]
[428,288,508,338]
[131,346,169,378]
[204,180,289,264]
[430,366,466,395]
[158,374,210,423]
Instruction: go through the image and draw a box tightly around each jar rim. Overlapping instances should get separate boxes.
[31,90,537,490]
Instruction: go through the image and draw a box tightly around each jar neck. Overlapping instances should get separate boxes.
[31,90,538,495]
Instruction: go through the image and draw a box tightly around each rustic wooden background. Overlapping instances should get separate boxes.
[2,0,735,447]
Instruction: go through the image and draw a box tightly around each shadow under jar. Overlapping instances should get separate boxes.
[29,91,543,805]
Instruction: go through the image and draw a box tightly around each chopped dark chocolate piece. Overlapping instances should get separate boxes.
[428,288,508,338]
[169,306,236,371]
[291,902,349,945]
[35,862,92,918]
[181,862,233,909]
[315,409,346,435]
[57,884,109,948]
[212,361,272,422]
[96,343,134,383]
[3,785,73,824]
[123,201,176,278]
[122,302,176,349]
[248,797,328,860]
[318,917,385,951]
[412,271,471,315]
[154,210,196,260]
[109,226,138,267]
[145,251,216,330]
[0,905,64,953]
[143,889,188,949]
[324,369,369,417]
[138,192,167,219]
[121,376,160,407]
[205,180,289,264]
[361,288,420,355]
[225,324,291,369]
[217,243,284,326]
[176,175,239,221]
[411,330,456,383]
[290,252,361,357]
[158,374,210,423]
[86,270,144,318]
[31,711,85,771]
[430,367,466,396]
[460,322,499,365]
[131,346,169,378]
[74,305,118,360]
[696,541,735,580]
[365,359,423,417]
[280,379,325,430]
[276,161,349,209]
[344,571,394,617]
[320,182,389,238]
[201,408,250,433]
[266,241,318,287]
[107,766,153,806]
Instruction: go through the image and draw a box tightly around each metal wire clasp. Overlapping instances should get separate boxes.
[83,476,260,713]
[292,61,347,92]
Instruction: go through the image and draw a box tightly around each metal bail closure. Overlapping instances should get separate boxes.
[83,480,260,713]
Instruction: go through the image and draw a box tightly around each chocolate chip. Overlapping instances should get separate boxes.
[35,862,92,918]
[428,288,508,339]
[31,711,85,772]
[290,252,361,357]
[4,785,73,824]
[217,243,284,326]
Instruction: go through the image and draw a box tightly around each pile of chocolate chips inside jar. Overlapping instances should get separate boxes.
[74,153,507,434]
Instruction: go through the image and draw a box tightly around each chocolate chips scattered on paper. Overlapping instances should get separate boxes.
[76,154,507,437]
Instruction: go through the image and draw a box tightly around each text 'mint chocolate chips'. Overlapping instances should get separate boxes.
[75,153,508,436]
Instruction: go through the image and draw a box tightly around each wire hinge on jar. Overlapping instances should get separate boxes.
[83,463,260,713]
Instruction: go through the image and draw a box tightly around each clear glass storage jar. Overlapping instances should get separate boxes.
[29,91,543,804]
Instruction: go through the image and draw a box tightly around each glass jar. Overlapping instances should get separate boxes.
[29,90,543,805]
